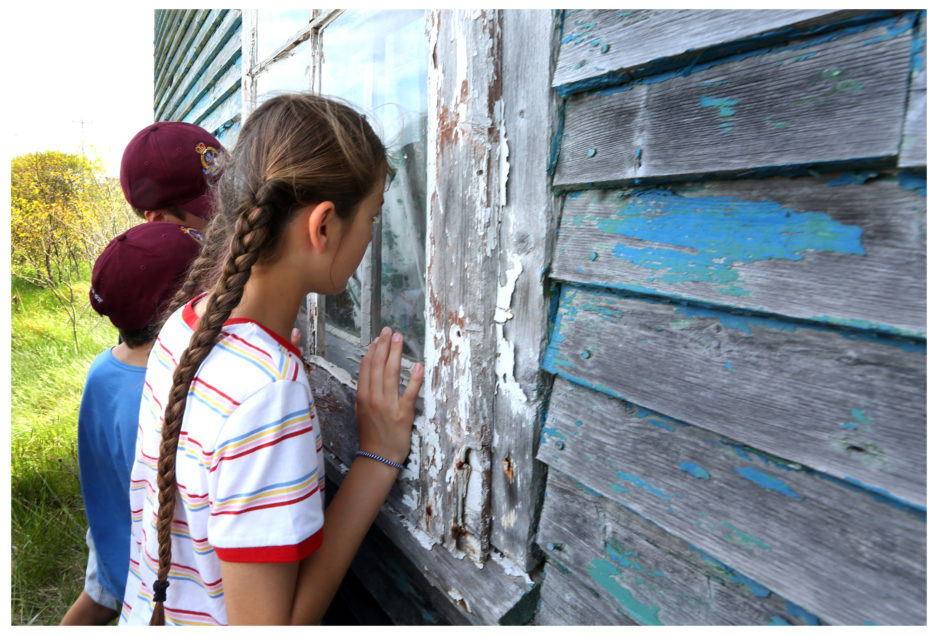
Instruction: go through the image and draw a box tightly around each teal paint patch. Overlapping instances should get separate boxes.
[615,471,672,500]
[587,559,665,625]
[786,601,821,625]
[700,95,739,117]
[722,522,772,550]
[725,361,733,372]
[680,461,711,480]
[700,95,739,134]
[768,616,789,625]
[734,467,803,499]
[602,190,865,296]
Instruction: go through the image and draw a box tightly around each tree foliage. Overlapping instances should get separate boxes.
[11,151,137,348]
[11,151,135,282]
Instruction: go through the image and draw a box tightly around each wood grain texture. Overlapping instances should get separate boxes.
[154,10,228,120]
[535,468,843,625]
[553,9,856,92]
[536,379,925,625]
[488,9,559,571]
[423,9,503,561]
[553,13,914,187]
[899,12,926,169]
[551,173,926,336]
[542,285,926,508]
[154,10,210,117]
[534,556,638,626]
[323,459,538,625]
[158,13,242,125]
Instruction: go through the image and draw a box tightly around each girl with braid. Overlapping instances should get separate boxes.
[119,93,424,625]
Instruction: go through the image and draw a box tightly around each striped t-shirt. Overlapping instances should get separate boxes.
[119,296,325,626]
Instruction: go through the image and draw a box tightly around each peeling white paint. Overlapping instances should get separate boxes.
[501,507,518,530]
[491,547,533,583]
[498,107,510,208]
[310,355,355,388]
[448,588,472,614]
[494,254,530,415]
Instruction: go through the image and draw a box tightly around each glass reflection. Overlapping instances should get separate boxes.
[321,10,427,359]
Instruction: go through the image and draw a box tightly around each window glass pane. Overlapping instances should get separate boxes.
[321,9,427,359]
[256,9,312,59]
[256,45,313,100]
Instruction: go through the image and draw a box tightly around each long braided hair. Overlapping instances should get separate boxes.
[148,93,389,625]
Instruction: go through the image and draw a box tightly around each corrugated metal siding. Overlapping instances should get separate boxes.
[153,10,242,148]
[535,9,926,626]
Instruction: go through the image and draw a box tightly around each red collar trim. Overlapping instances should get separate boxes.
[181,293,303,359]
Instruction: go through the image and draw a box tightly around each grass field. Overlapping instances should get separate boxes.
[10,268,120,625]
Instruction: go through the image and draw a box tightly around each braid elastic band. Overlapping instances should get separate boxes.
[356,450,405,471]
[153,579,170,603]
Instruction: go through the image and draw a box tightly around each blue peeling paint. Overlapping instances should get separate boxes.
[899,170,927,196]
[786,601,821,625]
[615,471,672,500]
[734,467,803,499]
[680,461,710,480]
[725,361,733,372]
[600,190,865,296]
[587,559,664,625]
[700,96,739,134]
[768,616,789,625]
[687,543,771,597]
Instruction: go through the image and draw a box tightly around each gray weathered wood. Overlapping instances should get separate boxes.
[154,10,208,117]
[534,556,638,626]
[551,173,926,336]
[536,468,842,625]
[899,12,926,169]
[553,9,858,92]
[553,14,914,187]
[159,13,242,123]
[323,456,537,625]
[154,10,221,120]
[537,379,925,624]
[542,286,926,508]
[488,9,559,572]
[423,9,503,561]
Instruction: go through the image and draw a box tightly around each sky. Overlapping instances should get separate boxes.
[5,4,155,177]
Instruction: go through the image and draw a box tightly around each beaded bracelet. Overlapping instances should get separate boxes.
[356,450,405,471]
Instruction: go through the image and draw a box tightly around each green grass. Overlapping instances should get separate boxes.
[10,269,121,625]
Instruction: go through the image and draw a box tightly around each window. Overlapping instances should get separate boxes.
[242,9,428,372]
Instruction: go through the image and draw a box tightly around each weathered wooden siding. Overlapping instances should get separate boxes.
[153,10,242,147]
[535,9,926,626]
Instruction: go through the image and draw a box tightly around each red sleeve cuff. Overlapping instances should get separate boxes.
[215,528,323,563]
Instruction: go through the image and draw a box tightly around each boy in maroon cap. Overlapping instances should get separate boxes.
[119,121,225,231]
[61,223,202,625]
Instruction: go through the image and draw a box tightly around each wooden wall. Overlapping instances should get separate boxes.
[153,10,242,147]
[535,9,926,626]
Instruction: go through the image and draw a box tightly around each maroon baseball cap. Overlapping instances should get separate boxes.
[90,223,203,331]
[120,121,225,219]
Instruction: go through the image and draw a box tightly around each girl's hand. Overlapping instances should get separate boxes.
[355,327,423,465]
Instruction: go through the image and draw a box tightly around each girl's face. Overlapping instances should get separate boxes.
[329,177,385,293]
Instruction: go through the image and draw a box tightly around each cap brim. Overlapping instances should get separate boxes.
[178,191,217,220]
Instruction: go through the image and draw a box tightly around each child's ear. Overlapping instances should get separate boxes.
[307,201,336,254]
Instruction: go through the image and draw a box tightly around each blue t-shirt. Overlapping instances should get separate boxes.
[77,347,147,601]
